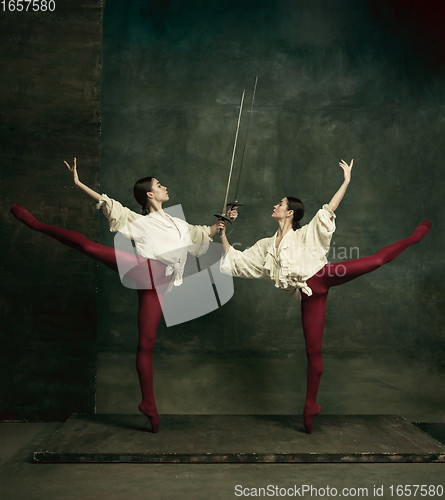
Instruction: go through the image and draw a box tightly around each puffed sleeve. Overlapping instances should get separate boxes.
[220,238,269,280]
[96,194,143,233]
[186,223,213,257]
[302,204,336,259]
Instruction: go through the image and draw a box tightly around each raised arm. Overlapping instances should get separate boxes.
[64,157,101,203]
[328,159,353,212]
[65,157,142,232]
[217,219,231,252]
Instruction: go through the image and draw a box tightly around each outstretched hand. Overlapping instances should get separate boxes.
[339,159,353,183]
[63,157,101,202]
[64,157,79,186]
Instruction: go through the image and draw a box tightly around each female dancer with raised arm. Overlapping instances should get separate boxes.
[11,158,236,433]
[217,159,431,433]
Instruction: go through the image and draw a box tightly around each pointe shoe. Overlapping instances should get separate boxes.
[138,401,159,433]
[303,404,321,434]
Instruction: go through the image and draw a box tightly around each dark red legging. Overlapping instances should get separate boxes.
[300,221,431,431]
[12,205,431,433]
[10,204,170,431]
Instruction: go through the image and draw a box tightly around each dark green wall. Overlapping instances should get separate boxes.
[2,0,443,421]
[1,1,101,420]
[98,0,444,416]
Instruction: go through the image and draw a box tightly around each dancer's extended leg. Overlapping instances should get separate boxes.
[136,288,165,433]
[11,204,171,432]
[300,220,431,433]
[10,204,167,286]
[309,221,432,294]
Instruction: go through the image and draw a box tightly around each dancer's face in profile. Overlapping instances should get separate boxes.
[272,197,293,222]
[147,178,169,203]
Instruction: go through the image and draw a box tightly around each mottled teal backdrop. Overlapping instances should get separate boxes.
[97,0,444,420]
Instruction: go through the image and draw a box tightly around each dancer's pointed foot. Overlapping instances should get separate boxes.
[138,401,159,433]
[10,204,42,230]
[411,221,432,243]
[303,404,321,434]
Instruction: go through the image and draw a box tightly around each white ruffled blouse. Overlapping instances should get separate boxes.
[220,204,336,300]
[96,194,213,292]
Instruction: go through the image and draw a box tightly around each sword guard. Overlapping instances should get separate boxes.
[214,214,234,237]
[214,214,232,224]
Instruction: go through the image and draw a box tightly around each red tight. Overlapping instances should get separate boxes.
[11,205,431,434]
[10,204,170,432]
[300,220,431,433]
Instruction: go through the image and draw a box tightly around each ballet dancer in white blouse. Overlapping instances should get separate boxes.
[11,158,237,433]
[217,159,431,433]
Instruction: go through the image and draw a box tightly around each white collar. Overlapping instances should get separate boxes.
[274,229,292,249]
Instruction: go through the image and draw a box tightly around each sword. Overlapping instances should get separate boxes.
[214,89,245,229]
[227,76,258,214]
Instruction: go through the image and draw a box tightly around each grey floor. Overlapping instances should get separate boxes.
[1,422,444,500]
[2,352,444,499]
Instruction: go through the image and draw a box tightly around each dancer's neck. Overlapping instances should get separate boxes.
[148,201,163,214]
[276,219,292,239]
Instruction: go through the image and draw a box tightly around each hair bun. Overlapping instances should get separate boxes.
[286,197,305,231]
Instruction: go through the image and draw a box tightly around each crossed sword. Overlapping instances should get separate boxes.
[215,76,258,233]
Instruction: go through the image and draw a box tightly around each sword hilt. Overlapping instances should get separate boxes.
[214,214,233,237]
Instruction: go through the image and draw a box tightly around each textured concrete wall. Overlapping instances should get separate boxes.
[1,1,102,419]
[98,0,445,419]
[2,0,442,423]
[98,0,445,413]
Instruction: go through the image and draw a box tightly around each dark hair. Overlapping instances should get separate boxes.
[286,196,305,230]
[134,177,154,215]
